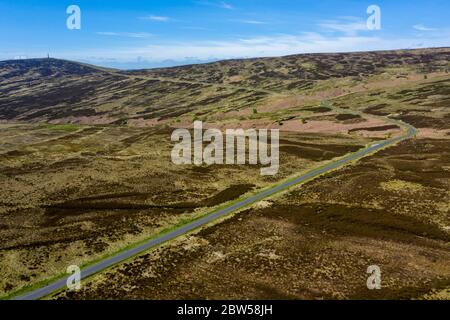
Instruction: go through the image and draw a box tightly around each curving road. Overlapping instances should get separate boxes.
[13,120,417,300]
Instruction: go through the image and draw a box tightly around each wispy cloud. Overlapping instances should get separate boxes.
[51,14,450,68]
[220,2,234,10]
[234,19,266,25]
[74,29,450,65]
[140,15,170,22]
[195,1,234,10]
[96,32,153,38]
[319,18,368,35]
[181,26,209,31]
[413,24,436,31]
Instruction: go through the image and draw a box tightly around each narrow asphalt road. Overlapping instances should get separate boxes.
[13,121,417,300]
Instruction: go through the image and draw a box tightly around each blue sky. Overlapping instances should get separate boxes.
[1,0,449,69]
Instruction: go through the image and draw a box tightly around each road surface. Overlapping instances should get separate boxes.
[13,122,417,300]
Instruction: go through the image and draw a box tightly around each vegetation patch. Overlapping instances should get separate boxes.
[380,179,424,192]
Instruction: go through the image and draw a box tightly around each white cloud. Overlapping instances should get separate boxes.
[96,32,153,38]
[235,19,266,25]
[195,1,234,10]
[33,17,449,68]
[220,2,234,10]
[64,30,450,65]
[413,24,436,31]
[181,26,209,30]
[141,15,170,22]
[319,18,368,35]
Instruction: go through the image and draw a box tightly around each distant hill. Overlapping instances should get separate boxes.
[0,58,108,79]
[126,47,450,89]
[0,48,449,123]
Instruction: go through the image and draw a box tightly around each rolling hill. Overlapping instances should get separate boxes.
[1,48,449,125]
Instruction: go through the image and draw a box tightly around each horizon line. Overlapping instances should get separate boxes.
[2,45,449,71]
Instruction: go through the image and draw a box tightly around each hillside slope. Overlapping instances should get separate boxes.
[0,48,449,125]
